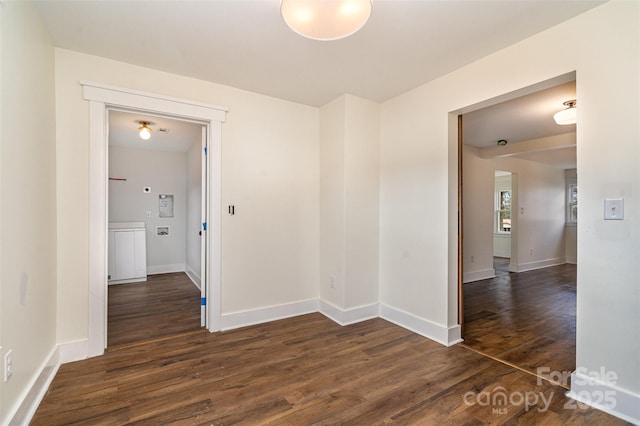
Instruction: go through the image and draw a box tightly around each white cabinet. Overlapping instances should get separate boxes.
[108,222,147,284]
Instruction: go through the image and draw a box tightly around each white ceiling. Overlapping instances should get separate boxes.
[463,80,577,169]
[35,0,602,107]
[109,110,203,152]
[36,0,591,167]
[463,81,576,149]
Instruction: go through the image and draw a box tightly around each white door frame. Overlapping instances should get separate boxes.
[82,81,226,357]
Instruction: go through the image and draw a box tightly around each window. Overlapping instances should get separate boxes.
[496,189,512,233]
[567,181,577,224]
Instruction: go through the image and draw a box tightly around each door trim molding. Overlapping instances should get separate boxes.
[82,81,226,357]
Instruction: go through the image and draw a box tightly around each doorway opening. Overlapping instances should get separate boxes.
[456,73,577,384]
[106,110,207,347]
[83,81,226,357]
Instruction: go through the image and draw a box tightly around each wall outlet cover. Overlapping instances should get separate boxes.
[4,349,13,382]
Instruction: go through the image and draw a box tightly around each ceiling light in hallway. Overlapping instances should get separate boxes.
[553,100,577,125]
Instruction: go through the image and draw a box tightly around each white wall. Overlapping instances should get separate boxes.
[461,146,495,282]
[344,96,379,309]
[381,0,639,409]
[464,147,565,281]
[319,96,346,308]
[319,95,380,316]
[55,49,319,342]
[0,2,57,423]
[186,139,202,286]
[109,146,188,274]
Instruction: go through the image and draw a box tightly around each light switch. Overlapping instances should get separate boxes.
[604,198,624,220]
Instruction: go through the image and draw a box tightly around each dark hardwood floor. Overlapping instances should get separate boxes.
[462,258,577,387]
[32,270,626,425]
[107,272,201,347]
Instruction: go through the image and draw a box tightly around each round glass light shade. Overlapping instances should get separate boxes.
[281,0,372,41]
[553,105,577,125]
[139,126,151,140]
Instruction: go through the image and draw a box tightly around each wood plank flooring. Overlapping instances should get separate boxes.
[33,311,626,423]
[108,273,201,347]
[462,259,577,386]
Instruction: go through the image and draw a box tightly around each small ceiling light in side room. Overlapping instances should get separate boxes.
[138,121,152,140]
[553,100,577,125]
[281,0,372,41]
[497,139,508,146]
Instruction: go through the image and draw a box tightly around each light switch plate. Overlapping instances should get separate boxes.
[604,198,624,220]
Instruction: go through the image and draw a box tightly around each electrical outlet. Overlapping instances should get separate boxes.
[146,211,152,218]
[4,349,13,382]
[471,255,475,263]
[329,276,335,289]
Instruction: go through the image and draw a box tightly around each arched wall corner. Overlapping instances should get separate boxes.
[82,81,227,357]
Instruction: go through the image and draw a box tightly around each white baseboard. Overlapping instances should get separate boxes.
[566,256,577,264]
[463,268,496,283]
[108,277,146,285]
[379,304,461,346]
[7,346,60,426]
[147,263,185,275]
[9,301,466,425]
[185,265,201,290]
[58,339,89,364]
[515,257,566,273]
[220,299,319,331]
[567,370,640,425]
[318,300,379,326]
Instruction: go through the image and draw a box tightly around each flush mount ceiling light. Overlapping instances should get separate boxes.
[553,100,577,125]
[497,139,508,146]
[281,0,372,41]
[137,121,153,140]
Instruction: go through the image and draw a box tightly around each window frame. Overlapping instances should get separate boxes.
[567,178,577,226]
[495,188,512,234]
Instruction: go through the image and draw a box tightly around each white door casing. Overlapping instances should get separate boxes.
[200,125,208,327]
[83,81,226,357]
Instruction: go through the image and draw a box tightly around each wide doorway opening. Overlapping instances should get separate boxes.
[458,74,578,385]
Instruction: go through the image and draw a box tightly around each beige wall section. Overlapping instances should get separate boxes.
[381,1,639,395]
[55,49,320,341]
[319,96,346,307]
[0,2,57,423]
[343,95,380,308]
[319,95,380,310]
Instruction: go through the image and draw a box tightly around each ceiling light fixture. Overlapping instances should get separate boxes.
[137,121,152,140]
[281,0,372,41]
[553,100,577,125]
